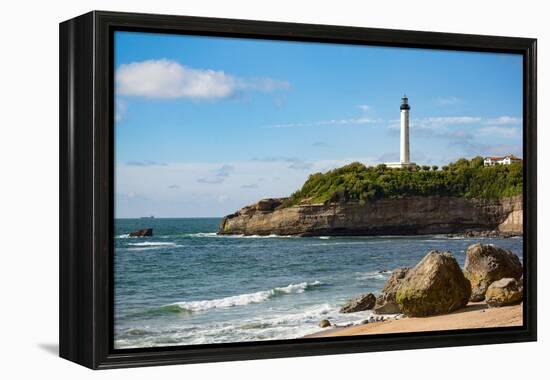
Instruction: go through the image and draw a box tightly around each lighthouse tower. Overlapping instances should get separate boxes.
[400,95,411,164]
[386,95,416,169]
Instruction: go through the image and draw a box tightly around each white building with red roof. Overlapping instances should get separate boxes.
[483,154,522,166]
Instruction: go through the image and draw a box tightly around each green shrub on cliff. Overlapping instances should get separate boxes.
[281,157,522,207]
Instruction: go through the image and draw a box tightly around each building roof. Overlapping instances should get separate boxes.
[484,154,522,161]
[506,154,522,160]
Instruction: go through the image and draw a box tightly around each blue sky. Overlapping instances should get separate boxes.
[115,31,523,218]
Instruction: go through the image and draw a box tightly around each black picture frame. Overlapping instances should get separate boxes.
[59,10,537,369]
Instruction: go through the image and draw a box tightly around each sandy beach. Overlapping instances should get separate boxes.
[305,302,522,338]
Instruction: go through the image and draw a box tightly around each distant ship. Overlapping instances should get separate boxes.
[140,216,155,219]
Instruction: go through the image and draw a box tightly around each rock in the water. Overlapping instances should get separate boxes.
[485,278,523,307]
[129,228,153,237]
[319,319,331,328]
[396,251,471,317]
[374,267,410,314]
[340,293,376,313]
[464,243,522,302]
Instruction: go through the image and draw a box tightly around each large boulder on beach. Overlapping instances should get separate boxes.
[485,278,523,307]
[396,251,471,317]
[129,228,153,237]
[374,267,410,314]
[319,319,331,328]
[340,293,376,313]
[463,243,522,302]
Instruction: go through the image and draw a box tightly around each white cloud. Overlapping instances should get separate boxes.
[241,183,259,189]
[197,164,235,184]
[116,59,289,99]
[266,117,379,129]
[410,115,522,128]
[387,115,522,148]
[126,160,167,166]
[357,104,371,111]
[197,177,225,184]
[421,116,482,125]
[483,116,522,126]
[288,160,314,170]
[115,157,378,217]
[116,59,233,99]
[478,126,520,138]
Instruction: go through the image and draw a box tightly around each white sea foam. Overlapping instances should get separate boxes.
[127,242,178,247]
[165,281,322,312]
[184,232,296,239]
[185,232,218,238]
[308,241,368,247]
[227,233,296,239]
[124,241,183,251]
[114,302,385,348]
[355,270,392,281]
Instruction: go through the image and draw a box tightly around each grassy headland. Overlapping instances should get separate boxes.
[280,157,522,208]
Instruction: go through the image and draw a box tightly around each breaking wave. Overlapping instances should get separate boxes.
[162,281,322,313]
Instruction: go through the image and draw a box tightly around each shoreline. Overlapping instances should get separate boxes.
[215,231,523,238]
[304,302,522,338]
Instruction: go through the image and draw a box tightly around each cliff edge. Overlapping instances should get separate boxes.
[218,195,522,237]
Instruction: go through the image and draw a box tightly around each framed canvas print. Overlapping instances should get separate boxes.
[59,11,537,369]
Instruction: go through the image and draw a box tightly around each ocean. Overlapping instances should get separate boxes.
[114,218,523,349]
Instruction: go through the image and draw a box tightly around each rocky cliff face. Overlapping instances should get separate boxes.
[218,195,523,236]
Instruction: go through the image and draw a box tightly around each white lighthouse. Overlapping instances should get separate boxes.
[386,95,416,169]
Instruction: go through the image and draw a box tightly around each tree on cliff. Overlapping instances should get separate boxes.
[281,157,522,208]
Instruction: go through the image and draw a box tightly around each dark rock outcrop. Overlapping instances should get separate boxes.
[463,243,523,302]
[373,302,400,315]
[129,228,153,237]
[396,251,471,317]
[256,198,284,212]
[319,319,331,328]
[340,293,376,313]
[218,195,522,237]
[374,267,410,314]
[485,278,523,307]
